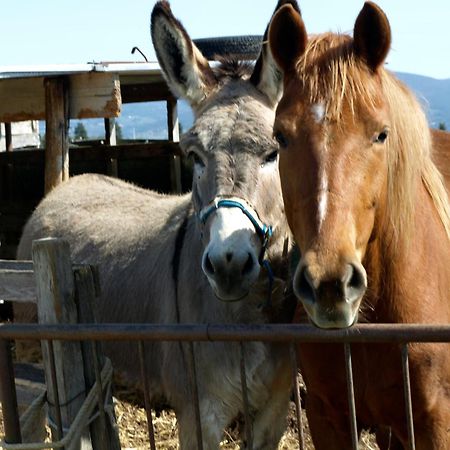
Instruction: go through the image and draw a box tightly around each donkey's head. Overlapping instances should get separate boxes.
[151,1,297,301]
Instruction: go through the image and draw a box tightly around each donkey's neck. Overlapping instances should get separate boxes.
[363,180,450,324]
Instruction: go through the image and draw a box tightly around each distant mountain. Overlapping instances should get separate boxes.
[394,72,450,129]
[69,71,450,140]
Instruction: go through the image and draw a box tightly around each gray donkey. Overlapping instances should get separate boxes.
[17,1,299,448]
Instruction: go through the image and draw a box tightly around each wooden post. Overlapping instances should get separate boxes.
[5,122,12,152]
[167,95,182,193]
[74,265,121,450]
[44,77,69,194]
[32,238,92,450]
[104,118,117,146]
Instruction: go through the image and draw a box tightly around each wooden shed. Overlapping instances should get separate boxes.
[0,62,190,259]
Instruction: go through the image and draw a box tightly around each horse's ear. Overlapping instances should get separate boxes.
[151,1,217,108]
[268,3,307,76]
[250,0,301,106]
[353,1,391,72]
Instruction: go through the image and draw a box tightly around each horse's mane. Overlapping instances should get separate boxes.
[295,33,450,245]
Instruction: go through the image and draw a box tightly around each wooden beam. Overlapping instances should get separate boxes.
[44,77,69,194]
[0,72,121,122]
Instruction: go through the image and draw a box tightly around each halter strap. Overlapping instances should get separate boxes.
[198,197,273,255]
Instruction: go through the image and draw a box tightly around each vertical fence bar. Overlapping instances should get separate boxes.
[186,341,204,450]
[46,339,64,445]
[239,341,253,450]
[138,341,157,450]
[401,344,416,450]
[90,341,109,447]
[0,339,22,444]
[344,343,359,450]
[289,343,305,450]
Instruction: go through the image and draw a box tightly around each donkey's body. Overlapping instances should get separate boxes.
[17,2,298,448]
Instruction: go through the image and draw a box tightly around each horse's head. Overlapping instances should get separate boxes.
[151,1,296,301]
[269,2,394,327]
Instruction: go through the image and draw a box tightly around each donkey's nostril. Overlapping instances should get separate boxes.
[204,253,215,275]
[242,253,254,276]
[226,252,233,262]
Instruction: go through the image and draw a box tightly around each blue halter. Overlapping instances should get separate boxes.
[198,198,273,262]
[198,197,275,306]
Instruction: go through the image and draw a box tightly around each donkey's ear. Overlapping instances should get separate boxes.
[151,1,217,108]
[353,1,391,72]
[268,3,307,75]
[250,0,301,106]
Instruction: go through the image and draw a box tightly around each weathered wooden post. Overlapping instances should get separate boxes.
[44,77,70,194]
[74,265,121,450]
[32,238,92,449]
[167,95,182,193]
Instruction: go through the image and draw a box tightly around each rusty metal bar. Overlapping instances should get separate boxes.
[1,323,450,343]
[401,344,416,450]
[240,341,253,450]
[46,339,65,445]
[186,341,203,450]
[289,343,305,450]
[0,339,22,444]
[344,343,359,450]
[138,341,157,450]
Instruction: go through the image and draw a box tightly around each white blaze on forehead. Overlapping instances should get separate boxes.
[317,171,328,232]
[311,103,326,123]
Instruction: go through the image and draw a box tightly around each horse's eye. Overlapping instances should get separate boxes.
[274,130,288,148]
[189,151,205,167]
[264,150,279,164]
[374,130,389,144]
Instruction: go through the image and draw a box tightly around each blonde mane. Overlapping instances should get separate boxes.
[295,33,450,245]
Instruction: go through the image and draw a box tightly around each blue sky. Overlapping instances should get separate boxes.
[1,0,449,79]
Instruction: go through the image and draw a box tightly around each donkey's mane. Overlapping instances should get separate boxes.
[213,58,255,81]
[295,33,450,245]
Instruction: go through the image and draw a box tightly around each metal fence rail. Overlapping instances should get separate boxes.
[1,323,450,450]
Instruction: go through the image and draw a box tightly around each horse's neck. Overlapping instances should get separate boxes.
[364,182,450,323]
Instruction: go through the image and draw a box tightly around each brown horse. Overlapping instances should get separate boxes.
[269,2,450,449]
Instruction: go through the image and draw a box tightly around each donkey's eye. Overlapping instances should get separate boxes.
[188,151,205,167]
[274,130,289,149]
[374,129,389,144]
[264,150,279,164]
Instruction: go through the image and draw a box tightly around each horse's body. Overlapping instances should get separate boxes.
[17,2,298,448]
[269,2,450,449]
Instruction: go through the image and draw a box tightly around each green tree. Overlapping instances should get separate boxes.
[438,122,447,131]
[73,122,88,141]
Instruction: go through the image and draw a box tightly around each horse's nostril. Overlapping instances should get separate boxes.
[242,253,254,276]
[296,266,315,302]
[204,253,215,275]
[344,263,367,300]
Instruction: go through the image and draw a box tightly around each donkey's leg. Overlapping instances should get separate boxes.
[178,397,234,450]
[246,378,291,449]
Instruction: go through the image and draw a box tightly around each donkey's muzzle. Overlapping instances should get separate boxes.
[294,261,367,328]
[202,249,259,301]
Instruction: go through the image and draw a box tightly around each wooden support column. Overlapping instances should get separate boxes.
[167,95,182,193]
[4,123,12,152]
[44,77,69,194]
[32,238,92,449]
[105,118,118,177]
